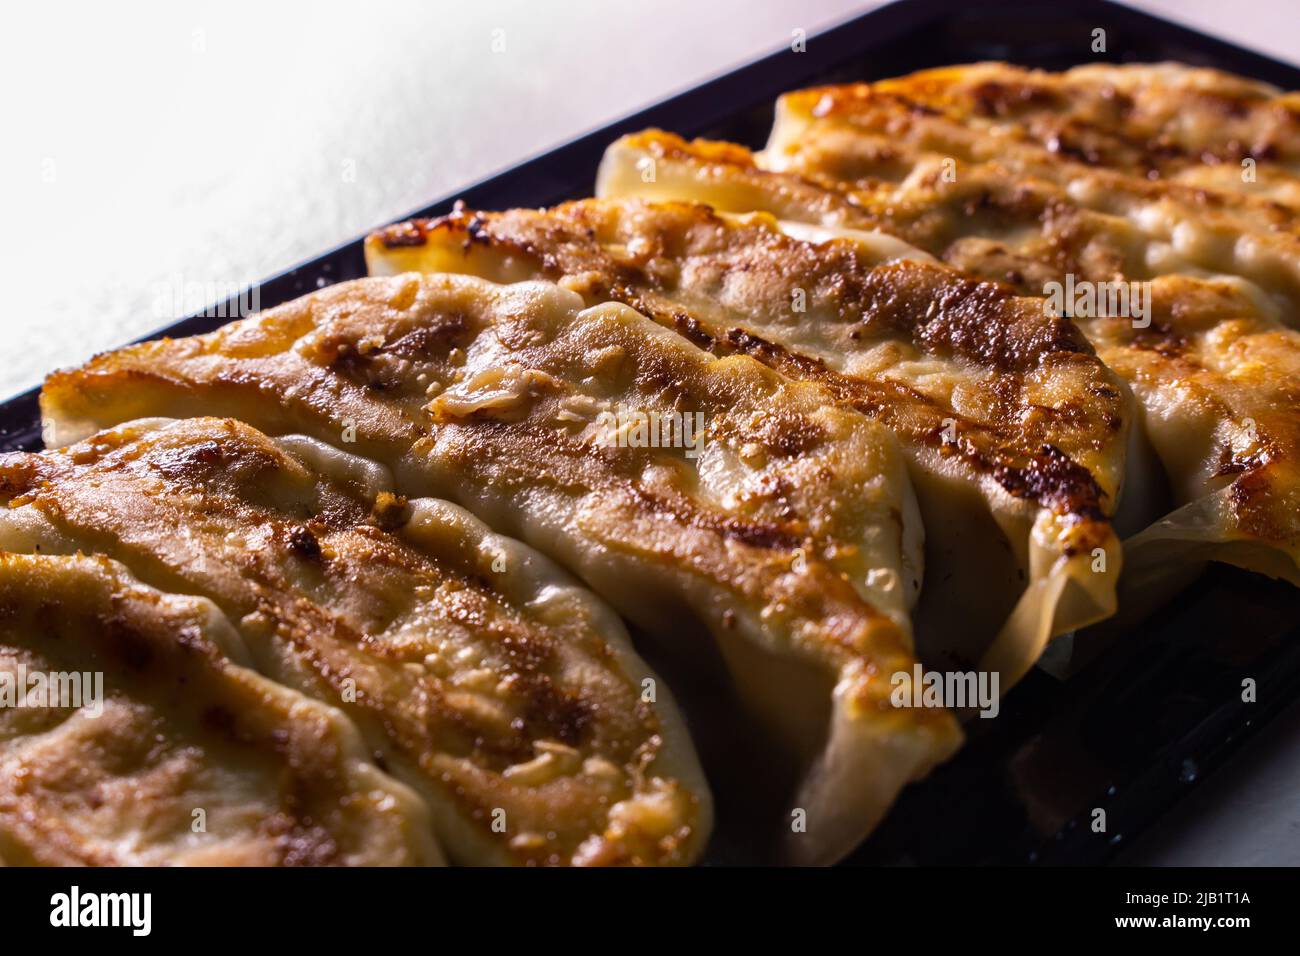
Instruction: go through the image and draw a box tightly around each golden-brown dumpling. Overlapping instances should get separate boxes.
[783,62,1300,213]
[0,550,440,866]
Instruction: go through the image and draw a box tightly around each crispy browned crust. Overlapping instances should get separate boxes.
[0,550,437,866]
[773,97,1300,254]
[768,75,1300,306]
[799,62,1300,205]
[369,200,1125,529]
[0,417,710,866]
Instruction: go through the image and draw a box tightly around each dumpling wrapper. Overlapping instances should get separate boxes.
[0,550,439,866]
[365,199,1133,689]
[38,278,962,865]
[0,416,711,866]
[597,130,1300,603]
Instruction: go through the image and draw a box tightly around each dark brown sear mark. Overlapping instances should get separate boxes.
[287,525,323,562]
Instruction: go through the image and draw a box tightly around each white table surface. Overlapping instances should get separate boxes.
[3,0,1298,865]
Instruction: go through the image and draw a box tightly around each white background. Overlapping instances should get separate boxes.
[2,0,1298,865]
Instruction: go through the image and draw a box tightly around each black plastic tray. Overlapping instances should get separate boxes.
[5,0,1299,865]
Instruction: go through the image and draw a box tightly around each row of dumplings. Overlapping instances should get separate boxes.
[3,62,1298,866]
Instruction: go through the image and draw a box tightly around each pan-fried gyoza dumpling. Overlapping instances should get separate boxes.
[0,550,439,866]
[0,417,711,866]
[38,279,962,864]
[1078,276,1300,591]
[365,199,1133,687]
[794,62,1300,213]
[763,65,1300,239]
[597,131,1300,593]
[761,69,1300,307]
